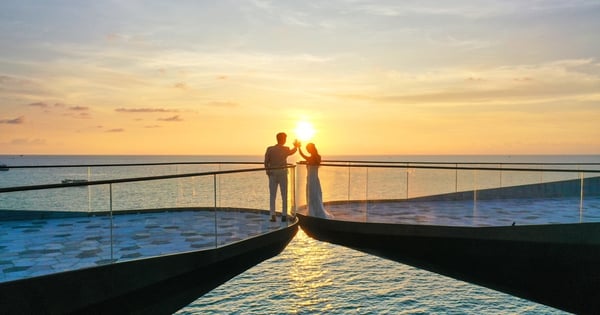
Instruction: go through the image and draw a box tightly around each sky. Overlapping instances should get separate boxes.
[1,0,599,156]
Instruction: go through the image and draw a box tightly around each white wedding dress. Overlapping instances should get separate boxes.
[306,165,333,219]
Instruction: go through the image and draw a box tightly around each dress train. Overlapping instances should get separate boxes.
[306,165,333,219]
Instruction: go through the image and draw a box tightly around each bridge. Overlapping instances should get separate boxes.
[0,162,298,314]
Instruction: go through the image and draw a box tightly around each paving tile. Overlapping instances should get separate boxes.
[0,210,281,283]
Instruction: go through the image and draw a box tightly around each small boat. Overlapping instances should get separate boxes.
[61,179,88,184]
[0,164,9,171]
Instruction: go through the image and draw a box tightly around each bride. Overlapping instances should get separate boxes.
[299,143,333,219]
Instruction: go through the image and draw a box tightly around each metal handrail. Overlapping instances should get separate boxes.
[323,160,600,166]
[0,164,294,193]
[297,161,600,173]
[0,162,298,283]
[2,161,264,169]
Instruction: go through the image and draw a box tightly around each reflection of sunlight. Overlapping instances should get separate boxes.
[286,229,334,312]
[295,120,316,142]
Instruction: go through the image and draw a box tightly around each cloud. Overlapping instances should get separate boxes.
[0,116,25,124]
[28,102,90,115]
[158,115,183,122]
[337,58,600,107]
[10,138,45,145]
[73,112,91,119]
[144,125,161,128]
[466,77,485,82]
[68,106,89,111]
[0,76,50,102]
[28,102,48,108]
[106,128,124,132]
[174,82,188,90]
[206,101,238,108]
[105,33,121,42]
[116,108,179,113]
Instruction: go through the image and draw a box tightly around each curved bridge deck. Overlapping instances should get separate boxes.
[318,195,600,226]
[298,194,600,314]
[0,209,298,314]
[0,209,292,283]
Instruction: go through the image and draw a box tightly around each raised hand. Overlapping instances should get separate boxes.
[293,139,301,148]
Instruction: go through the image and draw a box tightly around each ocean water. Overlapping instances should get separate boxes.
[2,154,598,314]
[178,229,563,315]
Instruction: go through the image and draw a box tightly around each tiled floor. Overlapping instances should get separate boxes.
[0,210,291,283]
[4,196,600,284]
[319,196,600,226]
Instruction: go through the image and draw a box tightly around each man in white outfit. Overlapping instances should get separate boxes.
[264,132,299,222]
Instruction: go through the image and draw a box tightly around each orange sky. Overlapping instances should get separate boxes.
[1,1,599,155]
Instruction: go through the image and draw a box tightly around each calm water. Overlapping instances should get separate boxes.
[2,154,598,314]
[179,229,563,315]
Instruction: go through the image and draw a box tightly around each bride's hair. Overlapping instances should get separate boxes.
[306,143,321,165]
[307,143,318,155]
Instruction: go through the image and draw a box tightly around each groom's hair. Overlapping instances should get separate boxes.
[276,132,287,144]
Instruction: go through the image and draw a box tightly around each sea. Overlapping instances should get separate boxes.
[2,154,599,314]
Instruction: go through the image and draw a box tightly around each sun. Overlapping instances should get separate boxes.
[295,121,316,142]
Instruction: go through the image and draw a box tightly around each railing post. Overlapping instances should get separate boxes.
[347,162,351,202]
[473,169,478,208]
[365,167,369,222]
[455,163,458,193]
[218,164,222,208]
[87,167,92,212]
[580,172,584,223]
[291,165,296,218]
[214,174,218,248]
[472,169,479,224]
[109,183,114,263]
[405,163,409,200]
[500,164,503,188]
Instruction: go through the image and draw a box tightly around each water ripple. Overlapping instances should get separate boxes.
[176,229,567,314]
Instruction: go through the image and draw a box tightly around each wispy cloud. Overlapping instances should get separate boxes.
[0,116,25,124]
[10,138,46,145]
[1,1,598,155]
[66,112,91,119]
[68,106,89,111]
[349,2,596,19]
[207,101,238,108]
[338,58,600,105]
[116,108,179,113]
[158,115,183,122]
[28,102,90,113]
[174,82,188,90]
[28,102,48,108]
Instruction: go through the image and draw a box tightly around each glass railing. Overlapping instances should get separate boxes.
[0,162,296,283]
[295,161,600,226]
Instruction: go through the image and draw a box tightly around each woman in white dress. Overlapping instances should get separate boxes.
[299,143,333,219]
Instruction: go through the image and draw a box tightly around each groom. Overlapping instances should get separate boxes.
[264,132,300,222]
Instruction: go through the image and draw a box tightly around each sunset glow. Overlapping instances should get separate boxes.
[0,1,599,155]
[295,121,316,142]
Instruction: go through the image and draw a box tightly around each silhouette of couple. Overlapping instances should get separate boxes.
[264,132,333,222]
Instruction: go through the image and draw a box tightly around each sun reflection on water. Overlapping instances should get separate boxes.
[178,228,566,314]
[285,229,335,312]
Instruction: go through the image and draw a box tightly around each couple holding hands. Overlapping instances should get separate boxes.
[264,132,333,222]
